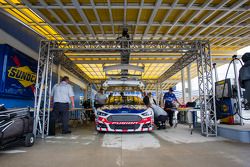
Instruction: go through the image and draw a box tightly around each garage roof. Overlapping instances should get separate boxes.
[0,0,249,90]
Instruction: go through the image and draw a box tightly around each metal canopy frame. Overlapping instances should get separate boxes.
[34,39,217,138]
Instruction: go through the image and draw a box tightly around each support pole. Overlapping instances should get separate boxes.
[187,64,192,101]
[155,82,159,105]
[84,89,88,101]
[160,83,163,107]
[196,42,217,137]
[181,69,186,104]
[213,63,219,82]
[57,64,61,83]
[232,55,243,126]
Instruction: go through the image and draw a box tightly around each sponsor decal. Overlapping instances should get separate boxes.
[7,55,36,90]
[8,66,36,87]
[111,122,138,125]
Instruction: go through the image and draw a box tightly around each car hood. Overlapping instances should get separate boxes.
[100,105,147,114]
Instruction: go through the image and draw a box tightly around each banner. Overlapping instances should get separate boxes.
[0,44,37,99]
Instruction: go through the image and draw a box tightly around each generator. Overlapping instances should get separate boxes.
[215,79,241,124]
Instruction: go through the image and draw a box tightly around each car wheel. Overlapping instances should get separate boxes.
[24,133,35,147]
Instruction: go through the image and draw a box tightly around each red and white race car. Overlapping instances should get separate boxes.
[95,96,154,132]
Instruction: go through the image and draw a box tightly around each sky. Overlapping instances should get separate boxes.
[176,45,250,91]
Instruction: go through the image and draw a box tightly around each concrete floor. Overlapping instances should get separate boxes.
[0,124,250,167]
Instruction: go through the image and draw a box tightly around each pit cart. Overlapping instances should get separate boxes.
[0,105,34,148]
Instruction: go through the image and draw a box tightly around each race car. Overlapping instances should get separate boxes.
[95,96,154,132]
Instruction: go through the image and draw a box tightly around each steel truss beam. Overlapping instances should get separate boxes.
[33,41,92,138]
[34,41,53,138]
[196,42,217,137]
[35,39,217,137]
[157,40,217,136]
[48,39,196,52]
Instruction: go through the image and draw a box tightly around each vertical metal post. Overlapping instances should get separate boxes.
[187,65,192,101]
[57,63,61,83]
[181,69,186,104]
[84,89,88,101]
[232,55,243,126]
[159,83,163,107]
[155,82,159,105]
[196,41,217,137]
[33,41,53,138]
[213,63,219,82]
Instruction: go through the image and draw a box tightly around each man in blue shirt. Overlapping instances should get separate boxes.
[163,87,181,127]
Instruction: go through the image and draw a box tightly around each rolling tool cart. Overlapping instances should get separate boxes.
[0,105,34,148]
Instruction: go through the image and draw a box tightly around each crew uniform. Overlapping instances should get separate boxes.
[239,53,250,105]
[51,81,74,133]
[163,92,178,127]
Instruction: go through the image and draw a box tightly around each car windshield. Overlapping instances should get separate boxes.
[106,96,144,105]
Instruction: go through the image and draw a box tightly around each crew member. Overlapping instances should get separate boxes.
[143,95,168,130]
[95,88,107,108]
[51,76,74,134]
[239,53,250,106]
[148,92,157,105]
[163,87,181,127]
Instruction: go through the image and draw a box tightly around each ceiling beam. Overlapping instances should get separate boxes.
[143,0,162,39]
[162,0,196,39]
[43,22,248,28]
[72,59,230,64]
[107,0,115,36]
[133,0,144,38]
[67,55,234,59]
[90,0,106,39]
[40,0,75,38]
[203,11,249,39]
[22,3,248,12]
[21,0,67,39]
[175,0,213,38]
[72,0,96,38]
[55,0,86,38]
[190,0,249,39]
[4,0,59,40]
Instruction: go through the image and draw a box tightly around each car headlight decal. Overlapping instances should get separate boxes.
[97,111,108,116]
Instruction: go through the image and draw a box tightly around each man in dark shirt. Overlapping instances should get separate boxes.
[163,87,181,127]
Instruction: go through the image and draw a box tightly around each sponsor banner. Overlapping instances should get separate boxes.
[0,44,37,99]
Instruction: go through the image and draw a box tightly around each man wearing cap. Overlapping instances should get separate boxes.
[163,87,181,127]
[51,76,75,134]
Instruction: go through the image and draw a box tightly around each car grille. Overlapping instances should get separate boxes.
[107,115,142,122]
[109,124,140,130]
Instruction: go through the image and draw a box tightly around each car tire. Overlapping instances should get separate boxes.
[24,133,35,147]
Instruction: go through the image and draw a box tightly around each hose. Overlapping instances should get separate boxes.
[219,57,250,120]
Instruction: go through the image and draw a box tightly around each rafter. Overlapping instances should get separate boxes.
[21,0,67,39]
[203,11,249,39]
[39,0,75,38]
[14,3,248,12]
[156,0,178,39]
[55,0,86,39]
[174,0,213,38]
[4,0,59,39]
[133,0,144,38]
[162,0,196,39]
[190,0,249,39]
[143,0,162,39]
[72,0,95,38]
[90,0,106,39]
[107,0,115,36]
